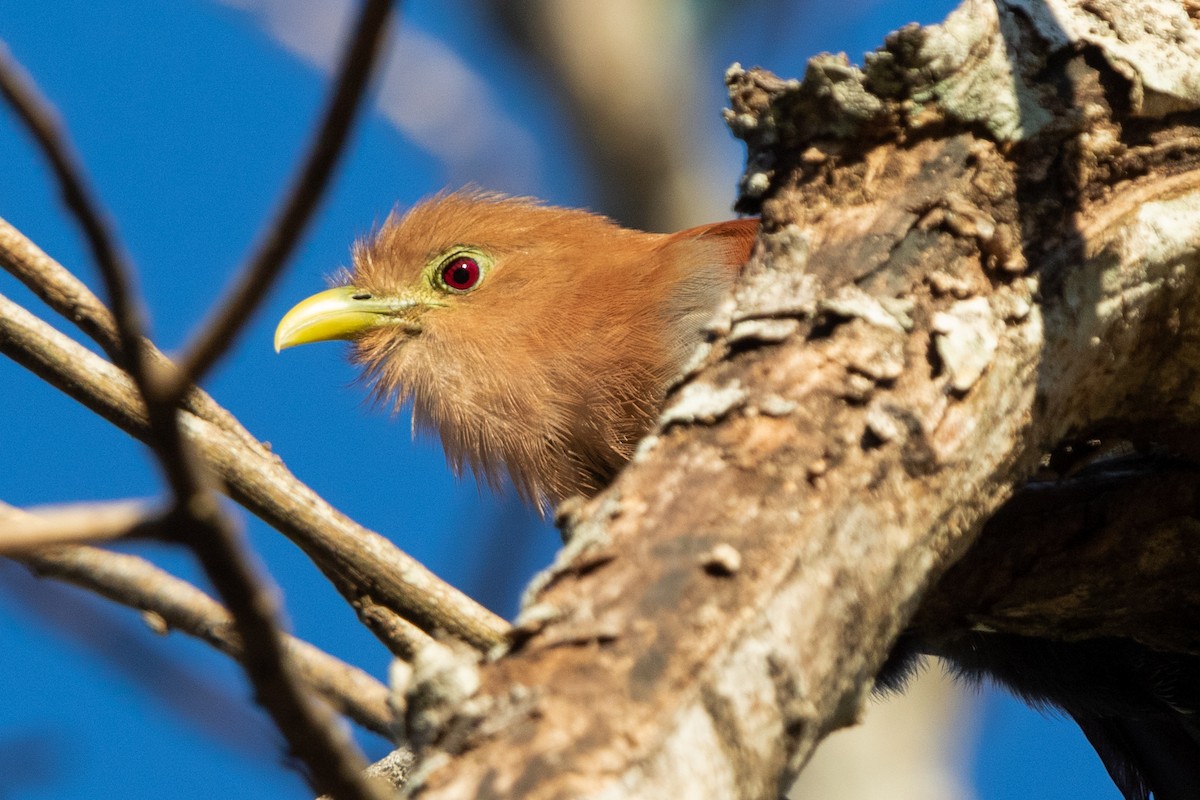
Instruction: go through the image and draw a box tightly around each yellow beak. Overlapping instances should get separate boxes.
[274,286,422,352]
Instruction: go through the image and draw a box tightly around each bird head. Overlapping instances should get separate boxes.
[275,189,756,510]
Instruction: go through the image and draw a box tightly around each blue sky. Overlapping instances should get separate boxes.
[0,2,1119,798]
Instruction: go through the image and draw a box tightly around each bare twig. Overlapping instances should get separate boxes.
[0,41,147,381]
[165,0,395,400]
[0,499,156,553]
[0,216,126,359]
[6,538,394,737]
[176,500,395,800]
[0,216,260,449]
[0,290,413,797]
[0,290,510,649]
[357,597,437,662]
[0,29,196,499]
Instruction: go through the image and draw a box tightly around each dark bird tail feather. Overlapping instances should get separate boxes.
[880,632,1200,800]
[1076,715,1200,800]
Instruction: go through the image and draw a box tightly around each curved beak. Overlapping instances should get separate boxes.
[274,286,421,352]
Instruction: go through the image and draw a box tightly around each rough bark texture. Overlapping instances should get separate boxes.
[398,1,1200,797]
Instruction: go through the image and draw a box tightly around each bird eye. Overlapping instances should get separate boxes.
[440,256,481,292]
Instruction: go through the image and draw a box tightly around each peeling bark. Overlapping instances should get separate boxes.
[398,1,1200,797]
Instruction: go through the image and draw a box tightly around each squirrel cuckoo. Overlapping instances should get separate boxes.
[274,189,757,508]
[275,189,1200,800]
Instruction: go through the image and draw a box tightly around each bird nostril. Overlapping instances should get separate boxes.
[351,292,372,301]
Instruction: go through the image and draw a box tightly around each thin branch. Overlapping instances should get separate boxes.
[0,289,510,649]
[0,216,260,449]
[357,596,437,662]
[0,39,197,507]
[174,499,396,800]
[4,537,394,737]
[0,216,125,358]
[2,29,390,795]
[0,29,197,500]
[0,41,147,381]
[0,499,155,553]
[165,0,395,400]
[0,289,474,797]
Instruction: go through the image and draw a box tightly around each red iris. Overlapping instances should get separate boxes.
[442,256,481,291]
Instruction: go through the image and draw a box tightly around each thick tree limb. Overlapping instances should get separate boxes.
[488,1,732,231]
[397,1,1200,797]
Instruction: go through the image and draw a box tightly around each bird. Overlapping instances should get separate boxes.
[274,188,757,510]
[275,188,1200,800]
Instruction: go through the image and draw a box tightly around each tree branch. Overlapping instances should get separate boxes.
[0,40,147,379]
[165,0,395,400]
[0,288,508,650]
[0,498,156,553]
[4,527,395,738]
[175,496,396,800]
[0,216,260,449]
[0,83,379,779]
